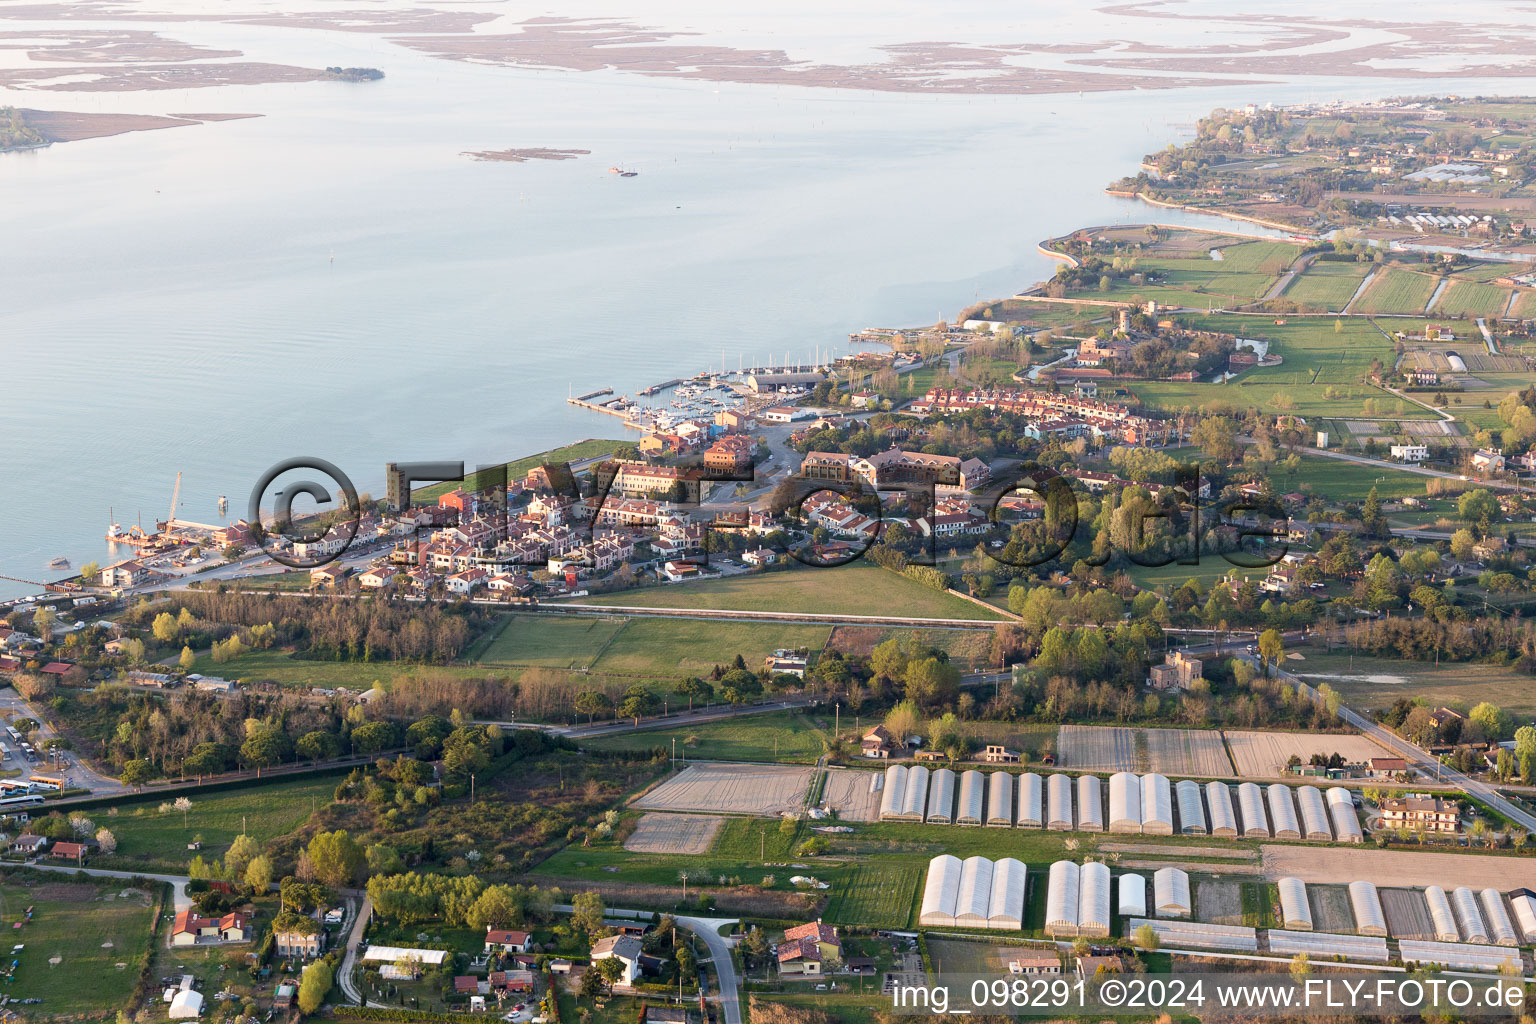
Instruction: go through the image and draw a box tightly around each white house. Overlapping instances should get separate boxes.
[445,567,488,595]
[742,548,779,567]
[1389,444,1428,463]
[590,935,643,987]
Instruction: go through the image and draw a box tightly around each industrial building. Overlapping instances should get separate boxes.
[986,770,1014,827]
[1018,772,1044,828]
[1451,885,1488,943]
[1295,785,1332,841]
[1348,881,1387,937]
[1425,886,1460,943]
[926,768,956,825]
[956,770,984,826]
[1079,862,1112,938]
[919,854,964,926]
[1326,786,1363,842]
[1237,783,1269,838]
[1118,873,1146,918]
[919,855,1025,931]
[1047,773,1074,830]
[1045,860,1081,937]
[1479,888,1518,946]
[1206,781,1238,838]
[900,765,930,821]
[1266,784,1301,840]
[879,764,908,821]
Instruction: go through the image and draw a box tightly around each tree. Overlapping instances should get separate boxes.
[173,796,193,829]
[467,884,523,930]
[674,677,713,712]
[224,834,260,878]
[31,607,56,643]
[1289,954,1311,979]
[178,645,196,673]
[571,891,605,937]
[350,721,398,755]
[1450,528,1477,562]
[306,829,365,888]
[241,728,289,776]
[152,611,180,644]
[619,688,657,726]
[297,959,333,1014]
[574,691,613,726]
[1191,415,1241,464]
[1132,924,1160,951]
[1457,488,1500,535]
[245,855,273,893]
[95,828,117,855]
[366,843,404,876]
[1469,702,1513,742]
[297,730,339,765]
[1257,629,1284,676]
[884,700,920,746]
[594,955,625,991]
[119,759,153,790]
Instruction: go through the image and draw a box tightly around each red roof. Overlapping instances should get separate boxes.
[39,662,71,675]
[485,928,529,945]
[50,842,86,858]
[784,921,839,945]
[453,976,480,992]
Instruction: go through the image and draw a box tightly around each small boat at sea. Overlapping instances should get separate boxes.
[48,557,69,570]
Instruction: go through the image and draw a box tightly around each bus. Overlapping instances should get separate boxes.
[27,776,63,792]
[5,727,19,743]
[0,795,45,810]
[0,780,30,794]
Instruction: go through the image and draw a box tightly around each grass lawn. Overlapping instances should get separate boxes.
[1241,881,1279,928]
[475,614,629,670]
[1124,560,1267,593]
[1286,452,1433,502]
[820,862,923,929]
[98,776,334,873]
[581,563,1005,621]
[1286,647,1536,718]
[581,709,831,763]
[590,618,832,678]
[187,648,412,690]
[412,438,625,502]
[0,874,157,1016]
[1283,261,1371,311]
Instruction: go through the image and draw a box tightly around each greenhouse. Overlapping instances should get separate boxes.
[1278,877,1313,930]
[1295,785,1332,841]
[986,770,1014,827]
[926,768,956,824]
[1141,773,1173,835]
[1153,866,1192,918]
[1206,781,1238,838]
[955,855,995,927]
[1479,888,1518,946]
[898,765,930,821]
[956,770,985,826]
[1045,860,1081,936]
[1076,773,1104,832]
[1425,886,1460,943]
[1129,919,1256,952]
[1046,772,1074,830]
[1118,872,1146,918]
[1108,772,1142,833]
[879,764,907,821]
[1267,784,1301,840]
[1326,787,1363,843]
[1269,930,1388,961]
[1348,881,1387,937]
[1237,782,1269,838]
[1509,891,1536,943]
[1175,779,1206,835]
[1398,940,1523,973]
[919,854,964,926]
[988,857,1027,930]
[1079,861,1112,938]
[1018,772,1044,828]
[1451,886,1488,943]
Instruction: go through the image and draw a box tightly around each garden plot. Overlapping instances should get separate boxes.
[820,769,882,822]
[1309,885,1356,934]
[1195,877,1246,926]
[624,813,725,855]
[1381,889,1435,940]
[636,763,814,816]
[1059,725,1231,775]
[1224,731,1389,779]
[1262,846,1536,890]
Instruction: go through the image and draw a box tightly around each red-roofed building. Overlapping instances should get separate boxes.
[39,662,72,677]
[484,927,532,953]
[49,841,87,865]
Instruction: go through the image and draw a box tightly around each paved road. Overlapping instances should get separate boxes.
[675,914,741,1024]
[337,893,371,1005]
[1296,445,1533,494]
[0,687,123,794]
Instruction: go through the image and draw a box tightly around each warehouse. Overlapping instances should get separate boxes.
[1108,772,1142,833]
[1045,860,1081,936]
[926,768,956,825]
[1237,782,1270,838]
[1295,785,1332,841]
[1425,886,1460,943]
[1451,886,1488,943]
[1511,890,1536,943]
[1267,784,1301,840]
[1269,930,1389,962]
[1153,866,1192,918]
[1119,872,1146,918]
[1141,773,1174,835]
[1278,877,1313,930]
[1079,862,1112,938]
[986,770,1014,827]
[956,770,985,826]
[1398,940,1523,973]
[988,858,1027,930]
[1206,781,1238,838]
[898,765,930,821]
[1326,787,1362,843]
[955,856,995,927]
[1175,779,1206,835]
[879,764,907,821]
[1129,919,1257,953]
[1018,772,1044,828]
[1479,888,1518,946]
[919,854,964,926]
[1046,773,1074,830]
[1348,881,1387,937]
[1076,774,1104,832]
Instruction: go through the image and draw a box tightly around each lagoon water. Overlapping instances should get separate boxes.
[3,5,1535,596]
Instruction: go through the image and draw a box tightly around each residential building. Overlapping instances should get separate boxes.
[1075,954,1126,979]
[274,924,325,959]
[1471,448,1506,473]
[1148,650,1202,692]
[980,744,1020,764]
[862,725,896,759]
[1008,951,1062,975]
[1389,445,1428,463]
[358,566,398,589]
[703,435,756,474]
[590,935,643,987]
[99,559,149,588]
[782,921,841,966]
[49,841,86,864]
[1379,795,1460,833]
[9,835,45,855]
[484,928,532,953]
[1367,757,1408,777]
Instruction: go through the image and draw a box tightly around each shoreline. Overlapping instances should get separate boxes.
[1110,189,1313,235]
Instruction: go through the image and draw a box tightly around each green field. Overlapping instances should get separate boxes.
[0,874,157,1016]
[187,647,411,689]
[476,615,629,670]
[412,438,625,502]
[99,776,335,873]
[1287,648,1536,718]
[1093,241,1298,308]
[1353,268,1438,315]
[1286,452,1432,501]
[1434,279,1514,318]
[821,863,923,929]
[1240,881,1280,928]
[581,562,1005,620]
[1282,261,1372,311]
[581,709,831,763]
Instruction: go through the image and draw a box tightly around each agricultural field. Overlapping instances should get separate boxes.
[1240,881,1280,928]
[962,722,1060,762]
[580,708,831,763]
[1285,648,1536,719]
[0,876,157,1016]
[475,614,627,670]
[636,763,815,816]
[1058,725,1232,776]
[590,618,830,677]
[1194,876,1245,926]
[1433,279,1514,318]
[969,299,1117,329]
[1224,730,1389,779]
[1093,241,1298,308]
[95,776,335,873]
[1260,845,1536,890]
[1283,261,1372,311]
[821,863,923,929]
[821,767,884,821]
[1380,888,1435,940]
[583,562,1005,620]
[1285,453,1433,501]
[1352,267,1438,314]
[1308,884,1356,933]
[186,647,422,689]
[623,812,724,855]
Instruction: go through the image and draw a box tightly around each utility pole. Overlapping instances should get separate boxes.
[760,830,765,861]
